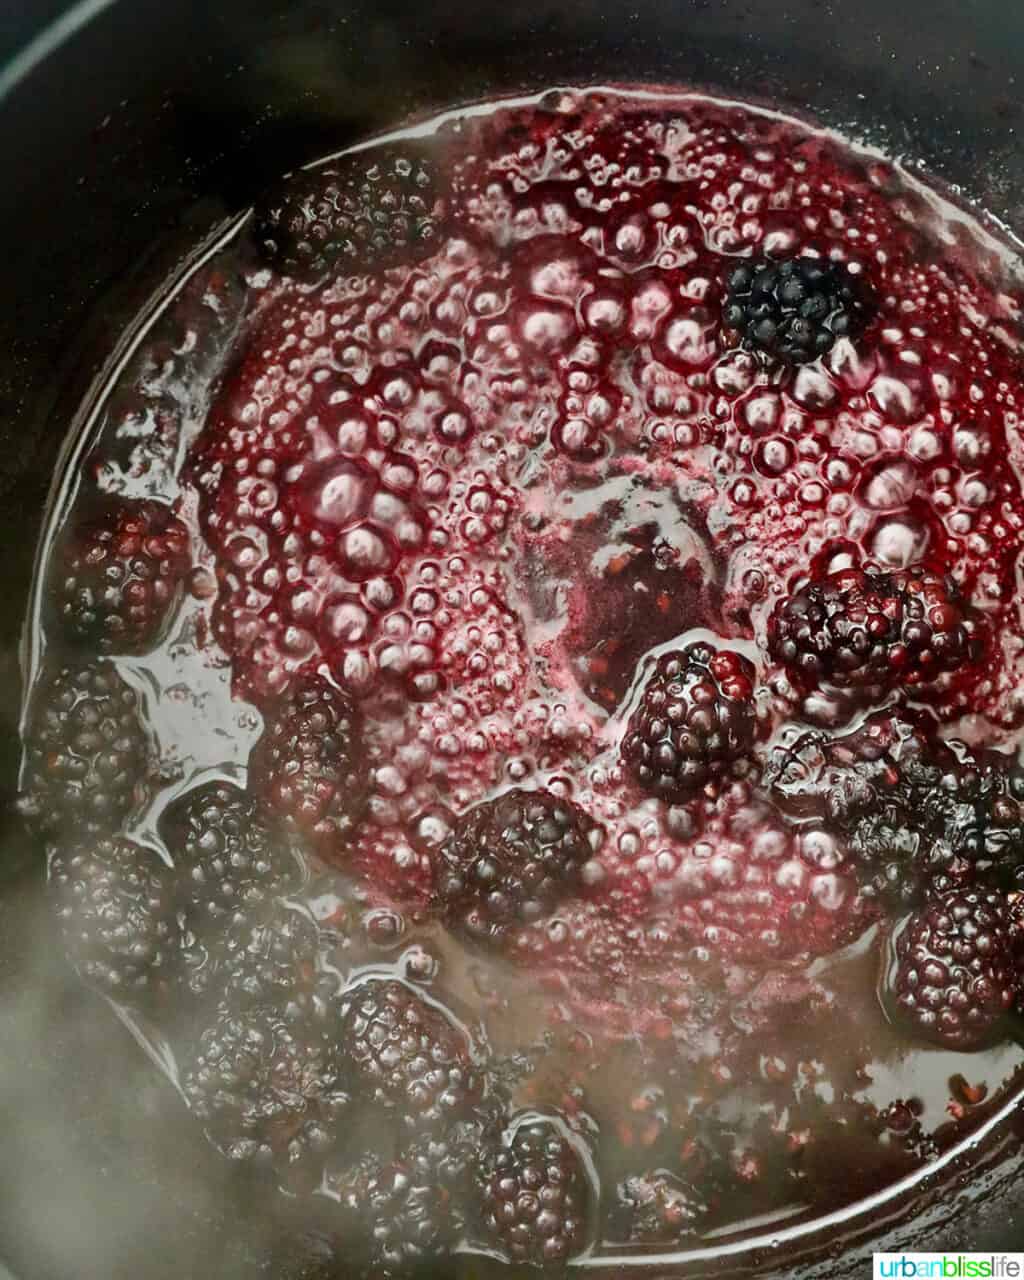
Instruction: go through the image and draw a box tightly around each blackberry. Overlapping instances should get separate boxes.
[182,1007,350,1169]
[326,1136,462,1277]
[767,710,1015,906]
[161,781,300,934]
[19,660,151,837]
[888,889,1016,1050]
[768,567,982,695]
[435,789,595,946]
[477,1118,591,1267]
[185,900,323,1013]
[48,837,179,999]
[249,677,367,858]
[51,499,190,654]
[340,978,482,1131]
[722,256,873,363]
[610,1169,708,1245]
[622,643,757,800]
[252,144,443,279]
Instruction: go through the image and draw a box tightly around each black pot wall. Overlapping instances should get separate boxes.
[3,2,1024,1277]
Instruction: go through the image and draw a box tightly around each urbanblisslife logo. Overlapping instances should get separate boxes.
[874,1256,1024,1279]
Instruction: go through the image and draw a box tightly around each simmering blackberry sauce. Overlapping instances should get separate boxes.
[19,86,1024,1273]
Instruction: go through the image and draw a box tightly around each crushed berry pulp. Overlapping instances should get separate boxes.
[19,85,1024,1273]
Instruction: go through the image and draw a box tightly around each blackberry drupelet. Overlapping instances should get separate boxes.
[161,781,300,934]
[722,256,873,363]
[249,676,367,858]
[183,1007,350,1170]
[622,643,757,800]
[340,977,482,1132]
[888,889,1016,1050]
[19,660,151,837]
[49,836,179,998]
[435,788,595,946]
[767,567,982,695]
[252,144,443,279]
[610,1169,709,1244]
[52,499,190,653]
[477,1118,591,1267]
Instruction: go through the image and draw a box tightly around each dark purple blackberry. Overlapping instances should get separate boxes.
[768,710,1024,906]
[326,1136,462,1277]
[249,676,367,858]
[610,1169,708,1245]
[161,781,300,934]
[182,1007,350,1170]
[622,643,757,800]
[48,837,179,999]
[52,499,191,654]
[435,789,595,946]
[477,1119,591,1267]
[722,256,873,363]
[340,978,482,1132]
[183,900,324,1015]
[19,660,151,837]
[252,145,443,279]
[767,567,983,694]
[220,903,322,1008]
[887,889,1016,1050]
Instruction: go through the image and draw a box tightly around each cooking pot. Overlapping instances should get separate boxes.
[3,1,1024,1276]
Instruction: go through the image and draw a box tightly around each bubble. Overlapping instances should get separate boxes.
[582,288,627,335]
[753,437,793,476]
[792,366,838,411]
[365,908,406,948]
[529,247,588,301]
[659,309,718,370]
[860,458,919,510]
[953,424,992,467]
[437,409,473,445]
[869,513,930,567]
[868,374,919,423]
[745,393,781,433]
[629,278,673,340]
[337,523,399,580]
[518,302,577,351]
[303,459,375,525]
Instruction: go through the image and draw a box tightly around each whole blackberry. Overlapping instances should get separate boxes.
[961,757,1024,882]
[189,901,324,1014]
[49,837,179,999]
[888,889,1016,1050]
[19,661,151,837]
[252,144,443,279]
[435,789,595,946]
[767,710,1015,906]
[249,677,367,858]
[768,567,982,694]
[327,1137,462,1277]
[611,1169,709,1245]
[622,643,757,800]
[183,1007,350,1169]
[722,256,873,363]
[477,1119,591,1267]
[161,782,300,934]
[52,499,190,653]
[340,978,482,1131]
[841,738,981,906]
